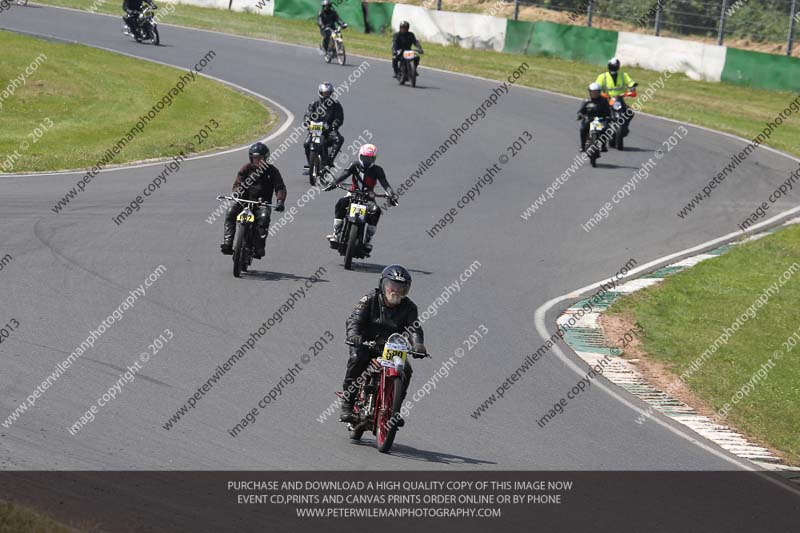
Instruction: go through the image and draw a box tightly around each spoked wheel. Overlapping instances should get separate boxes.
[344,225,357,271]
[151,26,160,46]
[324,44,333,64]
[336,41,346,65]
[310,153,321,186]
[232,226,246,278]
[376,376,403,454]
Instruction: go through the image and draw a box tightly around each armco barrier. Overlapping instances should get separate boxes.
[529,21,616,66]
[365,2,395,34]
[616,32,726,82]
[274,0,365,32]
[721,48,800,93]
[391,4,506,51]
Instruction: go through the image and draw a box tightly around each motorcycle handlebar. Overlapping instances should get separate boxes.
[345,340,431,359]
[216,195,278,208]
[334,184,390,198]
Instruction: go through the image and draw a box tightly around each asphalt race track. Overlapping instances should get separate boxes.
[1,6,799,479]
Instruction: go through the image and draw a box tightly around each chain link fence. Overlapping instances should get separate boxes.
[424,0,800,55]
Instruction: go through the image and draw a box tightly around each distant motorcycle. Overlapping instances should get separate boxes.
[123,4,160,45]
[216,195,277,278]
[607,89,636,150]
[306,121,335,187]
[328,183,390,270]
[338,334,429,453]
[323,24,347,65]
[397,49,422,88]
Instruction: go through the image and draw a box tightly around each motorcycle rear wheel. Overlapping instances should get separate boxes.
[376,376,403,454]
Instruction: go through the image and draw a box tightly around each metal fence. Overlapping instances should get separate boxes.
[430,0,800,55]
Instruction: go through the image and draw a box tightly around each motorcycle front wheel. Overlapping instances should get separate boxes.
[344,225,358,270]
[232,224,247,278]
[336,41,346,66]
[409,61,417,88]
[376,376,403,454]
[151,25,160,46]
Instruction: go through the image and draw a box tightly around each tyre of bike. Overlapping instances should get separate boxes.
[232,224,247,278]
[409,60,417,88]
[310,150,321,186]
[344,224,358,270]
[398,61,406,86]
[376,376,404,453]
[151,25,160,46]
[336,40,346,66]
[614,121,624,151]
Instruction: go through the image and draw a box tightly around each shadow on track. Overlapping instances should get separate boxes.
[349,262,433,276]
[244,270,332,282]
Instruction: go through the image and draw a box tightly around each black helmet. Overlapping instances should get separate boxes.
[380,264,411,305]
[607,57,620,74]
[318,81,334,99]
[399,20,410,31]
[249,142,269,163]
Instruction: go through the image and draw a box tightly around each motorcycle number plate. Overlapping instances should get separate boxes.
[309,122,324,132]
[382,348,407,362]
[403,50,417,59]
[349,204,367,217]
[237,213,255,223]
[590,120,604,131]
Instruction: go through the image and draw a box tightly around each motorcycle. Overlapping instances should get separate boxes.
[607,89,636,151]
[323,24,347,65]
[397,49,422,88]
[216,195,277,278]
[585,116,608,168]
[306,121,335,187]
[338,334,429,453]
[122,4,160,45]
[328,183,390,270]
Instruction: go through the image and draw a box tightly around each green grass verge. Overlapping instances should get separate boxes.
[0,29,273,172]
[0,500,74,532]
[608,226,800,465]
[32,0,800,158]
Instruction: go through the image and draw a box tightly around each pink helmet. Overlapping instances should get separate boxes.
[359,144,377,169]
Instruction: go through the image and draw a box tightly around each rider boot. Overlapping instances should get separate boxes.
[221,219,235,255]
[363,224,377,253]
[339,378,356,422]
[327,218,343,243]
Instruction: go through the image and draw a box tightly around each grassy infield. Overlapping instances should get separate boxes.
[1,3,797,526]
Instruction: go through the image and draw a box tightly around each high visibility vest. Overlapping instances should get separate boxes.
[596,72,634,97]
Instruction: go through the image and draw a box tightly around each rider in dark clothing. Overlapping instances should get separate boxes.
[323,144,398,254]
[303,82,345,172]
[339,265,427,424]
[392,20,423,78]
[577,82,612,152]
[122,0,155,37]
[318,0,345,55]
[221,143,286,259]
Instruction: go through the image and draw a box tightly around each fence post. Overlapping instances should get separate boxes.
[718,0,728,45]
[587,0,594,27]
[654,0,663,36]
[514,0,520,21]
[437,0,442,10]
[229,0,233,9]
[788,0,798,55]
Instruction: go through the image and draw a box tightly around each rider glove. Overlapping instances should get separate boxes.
[347,335,362,346]
[412,343,427,358]
[275,202,285,212]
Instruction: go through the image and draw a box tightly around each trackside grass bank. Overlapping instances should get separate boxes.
[0,30,273,172]
[607,225,800,465]
[35,0,800,157]
[0,500,75,532]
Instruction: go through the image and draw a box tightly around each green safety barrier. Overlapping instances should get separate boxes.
[365,2,395,34]
[721,47,800,93]
[505,20,617,67]
[274,0,366,33]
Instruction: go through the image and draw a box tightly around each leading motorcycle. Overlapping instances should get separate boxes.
[306,121,335,186]
[328,183,390,270]
[323,24,347,65]
[338,334,429,453]
[585,116,608,168]
[122,4,160,45]
[216,195,277,278]
[397,49,423,88]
